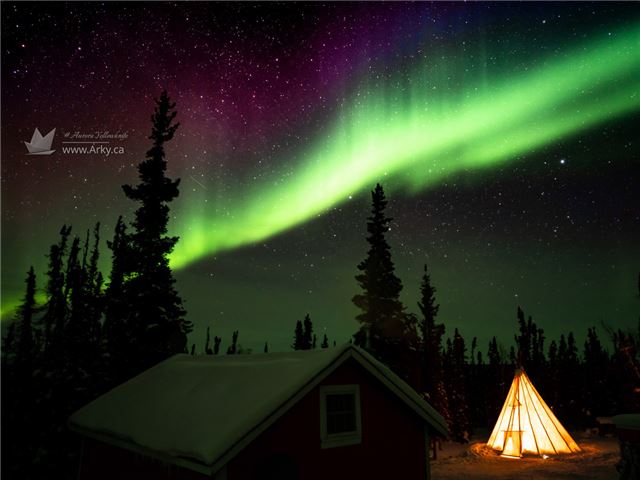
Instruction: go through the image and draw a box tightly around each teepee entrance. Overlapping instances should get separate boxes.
[487,369,581,457]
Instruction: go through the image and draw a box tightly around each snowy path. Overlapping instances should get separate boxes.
[431,433,619,480]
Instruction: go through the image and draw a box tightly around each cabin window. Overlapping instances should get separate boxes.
[319,385,361,448]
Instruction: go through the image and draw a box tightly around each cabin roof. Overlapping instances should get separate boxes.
[70,344,447,474]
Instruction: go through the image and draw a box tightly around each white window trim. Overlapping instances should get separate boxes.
[319,384,362,449]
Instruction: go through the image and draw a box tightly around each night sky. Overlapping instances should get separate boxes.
[2,2,639,352]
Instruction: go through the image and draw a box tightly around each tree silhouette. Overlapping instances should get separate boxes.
[444,329,470,442]
[204,326,214,354]
[121,91,192,373]
[103,216,132,384]
[514,306,546,377]
[3,267,39,478]
[303,313,313,350]
[293,319,304,350]
[15,267,38,374]
[352,183,406,370]
[583,327,611,421]
[227,330,239,355]
[43,225,71,354]
[417,264,449,427]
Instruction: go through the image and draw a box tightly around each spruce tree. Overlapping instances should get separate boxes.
[487,337,501,366]
[321,334,329,349]
[583,327,611,420]
[352,183,405,370]
[515,306,529,366]
[103,216,132,384]
[85,223,103,348]
[3,267,40,479]
[227,330,239,355]
[121,91,192,372]
[609,327,640,413]
[43,225,71,354]
[445,328,470,442]
[1,322,17,364]
[66,225,103,383]
[514,307,546,378]
[293,320,304,350]
[303,314,314,350]
[15,267,38,374]
[417,264,449,425]
[486,336,505,423]
[204,326,214,354]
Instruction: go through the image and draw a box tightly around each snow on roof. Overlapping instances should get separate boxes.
[69,345,447,473]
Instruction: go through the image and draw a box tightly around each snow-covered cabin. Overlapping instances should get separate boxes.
[69,344,448,480]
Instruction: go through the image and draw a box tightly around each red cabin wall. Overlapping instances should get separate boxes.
[226,358,429,480]
[78,437,209,480]
[77,358,430,480]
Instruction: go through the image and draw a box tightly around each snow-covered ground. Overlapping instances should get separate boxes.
[431,432,620,480]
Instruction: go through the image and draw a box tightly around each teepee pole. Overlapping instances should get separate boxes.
[520,372,558,454]
[520,372,541,455]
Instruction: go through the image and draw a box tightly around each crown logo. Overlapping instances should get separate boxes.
[24,128,56,155]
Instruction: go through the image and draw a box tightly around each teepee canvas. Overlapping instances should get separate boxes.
[487,369,581,457]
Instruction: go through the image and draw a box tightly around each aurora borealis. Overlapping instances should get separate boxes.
[2,2,639,350]
[170,23,640,269]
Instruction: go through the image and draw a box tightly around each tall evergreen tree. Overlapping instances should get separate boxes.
[227,330,239,355]
[43,225,71,353]
[609,326,640,413]
[515,306,529,366]
[3,267,40,478]
[487,337,501,366]
[417,264,449,425]
[303,313,313,350]
[121,91,192,372]
[85,223,104,348]
[444,328,471,442]
[583,327,611,420]
[514,307,546,377]
[103,216,132,384]
[352,183,406,370]
[1,322,17,364]
[65,225,103,381]
[552,332,582,423]
[204,326,214,355]
[293,320,305,350]
[15,267,38,373]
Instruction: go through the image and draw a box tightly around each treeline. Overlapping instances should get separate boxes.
[1,92,193,480]
[349,183,640,442]
[448,309,640,441]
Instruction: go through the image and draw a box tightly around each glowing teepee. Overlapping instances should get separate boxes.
[487,369,581,458]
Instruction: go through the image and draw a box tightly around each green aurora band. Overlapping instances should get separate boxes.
[170,24,640,270]
[1,25,639,320]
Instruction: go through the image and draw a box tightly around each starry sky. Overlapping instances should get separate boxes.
[2,2,639,353]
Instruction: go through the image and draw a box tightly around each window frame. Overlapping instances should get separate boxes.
[319,384,362,449]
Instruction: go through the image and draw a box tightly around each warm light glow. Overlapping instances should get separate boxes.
[487,369,581,457]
